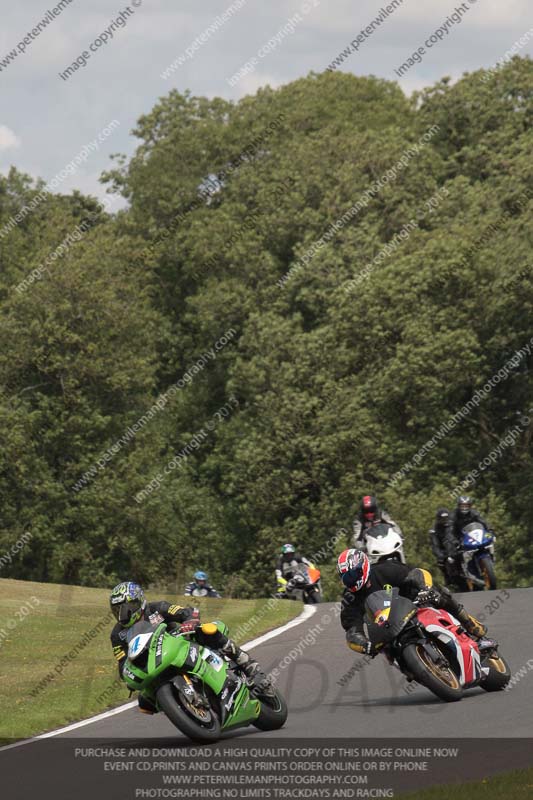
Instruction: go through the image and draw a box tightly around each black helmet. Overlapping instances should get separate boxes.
[435,507,450,527]
[457,496,472,516]
[361,494,379,522]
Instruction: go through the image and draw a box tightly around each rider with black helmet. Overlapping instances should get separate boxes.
[109,581,265,713]
[444,496,493,569]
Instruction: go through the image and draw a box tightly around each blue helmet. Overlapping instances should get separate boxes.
[194,571,208,582]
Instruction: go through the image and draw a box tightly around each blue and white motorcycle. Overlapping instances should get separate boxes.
[459,522,497,590]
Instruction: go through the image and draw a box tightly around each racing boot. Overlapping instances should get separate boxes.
[455,605,487,639]
[220,639,273,693]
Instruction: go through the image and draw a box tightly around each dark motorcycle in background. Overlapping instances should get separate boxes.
[450,523,497,591]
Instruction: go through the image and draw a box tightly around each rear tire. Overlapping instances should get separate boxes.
[478,556,497,590]
[402,643,463,702]
[480,655,511,691]
[156,683,221,743]
[253,689,288,731]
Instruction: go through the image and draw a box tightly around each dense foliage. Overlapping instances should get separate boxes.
[1,59,532,595]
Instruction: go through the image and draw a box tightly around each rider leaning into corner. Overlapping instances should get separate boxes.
[352,495,403,548]
[336,550,493,656]
[109,581,267,713]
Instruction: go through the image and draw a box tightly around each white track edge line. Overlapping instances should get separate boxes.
[0,603,317,752]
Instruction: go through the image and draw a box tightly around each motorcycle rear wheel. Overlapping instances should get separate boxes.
[156,682,221,743]
[402,644,463,702]
[480,655,511,691]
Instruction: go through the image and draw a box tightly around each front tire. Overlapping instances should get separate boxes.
[402,643,463,702]
[253,689,288,731]
[156,683,221,743]
[480,655,511,691]
[478,555,497,590]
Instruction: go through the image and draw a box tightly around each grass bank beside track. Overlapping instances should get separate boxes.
[0,578,301,741]
[401,767,533,798]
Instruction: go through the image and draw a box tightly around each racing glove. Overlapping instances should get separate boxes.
[346,629,377,656]
[416,588,441,606]
[179,620,200,634]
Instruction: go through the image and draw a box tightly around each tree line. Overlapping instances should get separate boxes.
[0,59,532,595]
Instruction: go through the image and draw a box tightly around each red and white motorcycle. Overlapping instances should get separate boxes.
[365,587,510,701]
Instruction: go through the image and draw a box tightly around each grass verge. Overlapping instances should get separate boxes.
[401,767,533,798]
[0,578,301,741]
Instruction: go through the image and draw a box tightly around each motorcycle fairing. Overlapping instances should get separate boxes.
[416,607,482,685]
[461,523,494,551]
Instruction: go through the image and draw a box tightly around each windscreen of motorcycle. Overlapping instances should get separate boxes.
[365,588,416,645]
[461,523,491,549]
[365,522,391,538]
[126,620,160,659]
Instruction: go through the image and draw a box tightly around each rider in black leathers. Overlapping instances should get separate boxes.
[109,581,265,713]
[444,496,493,575]
[337,551,488,656]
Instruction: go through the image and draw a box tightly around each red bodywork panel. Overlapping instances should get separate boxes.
[416,606,481,686]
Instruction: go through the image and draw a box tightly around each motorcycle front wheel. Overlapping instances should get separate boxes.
[253,688,288,731]
[402,644,463,702]
[156,682,221,743]
[477,555,497,590]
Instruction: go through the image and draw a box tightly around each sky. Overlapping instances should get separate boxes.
[0,0,531,206]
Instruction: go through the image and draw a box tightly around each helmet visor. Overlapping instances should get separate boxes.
[341,565,364,590]
[112,598,142,625]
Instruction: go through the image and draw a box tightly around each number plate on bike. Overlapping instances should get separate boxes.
[201,648,224,671]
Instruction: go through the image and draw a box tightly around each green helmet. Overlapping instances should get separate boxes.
[110,581,146,628]
[281,543,296,555]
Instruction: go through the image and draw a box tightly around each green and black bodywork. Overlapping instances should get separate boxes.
[122,620,287,742]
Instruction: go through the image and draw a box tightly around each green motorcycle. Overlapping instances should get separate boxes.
[122,620,288,743]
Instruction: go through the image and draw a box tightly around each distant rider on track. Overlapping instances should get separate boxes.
[352,494,403,548]
[275,543,311,596]
[184,571,222,598]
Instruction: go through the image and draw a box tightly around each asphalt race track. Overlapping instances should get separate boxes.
[3,588,533,799]
[57,587,533,740]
